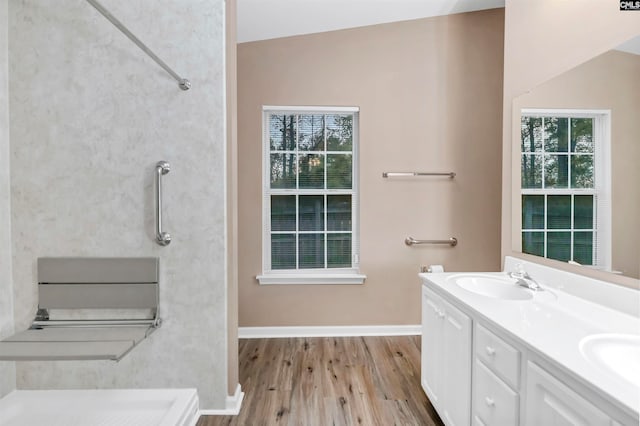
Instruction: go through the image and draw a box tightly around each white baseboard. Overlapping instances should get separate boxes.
[238,325,421,339]
[198,384,244,416]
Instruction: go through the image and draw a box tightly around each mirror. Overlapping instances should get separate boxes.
[512,35,640,280]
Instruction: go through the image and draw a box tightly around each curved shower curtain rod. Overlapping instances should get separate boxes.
[85,0,191,91]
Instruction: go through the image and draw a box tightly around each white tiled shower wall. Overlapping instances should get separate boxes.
[0,0,16,399]
[5,0,228,409]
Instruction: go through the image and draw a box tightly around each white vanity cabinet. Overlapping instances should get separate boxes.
[421,286,472,426]
[421,281,638,426]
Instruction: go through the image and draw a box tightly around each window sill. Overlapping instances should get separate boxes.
[257,273,366,285]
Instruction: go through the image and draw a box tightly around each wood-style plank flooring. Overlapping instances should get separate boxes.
[198,336,444,426]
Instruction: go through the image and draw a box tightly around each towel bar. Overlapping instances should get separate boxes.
[405,237,458,247]
[383,171,456,178]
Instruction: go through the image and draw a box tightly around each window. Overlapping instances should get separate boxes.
[520,110,610,269]
[257,106,365,285]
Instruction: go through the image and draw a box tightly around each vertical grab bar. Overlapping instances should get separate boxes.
[155,161,171,246]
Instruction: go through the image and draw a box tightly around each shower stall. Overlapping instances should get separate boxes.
[0,0,234,420]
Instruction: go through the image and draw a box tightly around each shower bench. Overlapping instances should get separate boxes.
[0,257,160,361]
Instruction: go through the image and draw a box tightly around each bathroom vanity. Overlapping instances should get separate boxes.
[420,257,640,426]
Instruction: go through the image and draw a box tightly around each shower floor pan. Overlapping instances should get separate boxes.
[0,388,199,426]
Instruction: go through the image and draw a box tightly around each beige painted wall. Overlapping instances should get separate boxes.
[226,0,239,397]
[501,0,640,288]
[0,0,16,399]
[513,50,640,279]
[237,9,504,326]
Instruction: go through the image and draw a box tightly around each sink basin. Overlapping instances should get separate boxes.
[579,333,640,387]
[450,275,533,300]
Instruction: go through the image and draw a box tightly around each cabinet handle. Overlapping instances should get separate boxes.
[485,346,496,356]
[484,397,495,407]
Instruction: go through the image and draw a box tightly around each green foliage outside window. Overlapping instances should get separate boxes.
[520,115,596,265]
[268,113,355,270]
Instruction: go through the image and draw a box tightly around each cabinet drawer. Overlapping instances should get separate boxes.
[475,323,520,389]
[473,359,519,426]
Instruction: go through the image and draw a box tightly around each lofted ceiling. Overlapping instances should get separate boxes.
[615,35,640,55]
[237,0,505,43]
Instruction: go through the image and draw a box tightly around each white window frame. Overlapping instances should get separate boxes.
[520,108,611,271]
[257,106,366,285]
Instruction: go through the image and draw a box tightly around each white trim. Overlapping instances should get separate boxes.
[521,108,610,117]
[257,272,366,285]
[595,112,612,272]
[238,325,421,338]
[263,105,359,113]
[198,384,244,416]
[261,111,270,273]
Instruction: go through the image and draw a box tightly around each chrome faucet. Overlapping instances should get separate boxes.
[508,267,542,291]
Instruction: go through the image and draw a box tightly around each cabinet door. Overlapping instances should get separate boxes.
[525,362,611,426]
[441,297,472,426]
[422,287,444,406]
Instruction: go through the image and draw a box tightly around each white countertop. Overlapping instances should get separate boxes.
[419,267,640,417]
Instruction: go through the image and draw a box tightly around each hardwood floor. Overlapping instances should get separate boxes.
[198,336,444,426]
